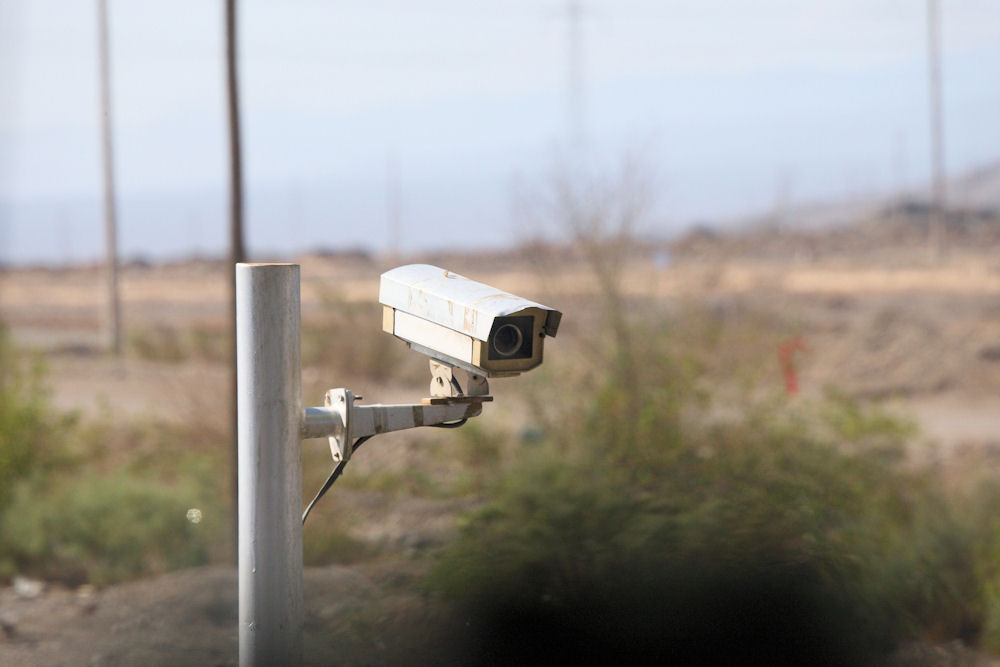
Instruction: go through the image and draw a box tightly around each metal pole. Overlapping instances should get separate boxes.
[237,263,303,667]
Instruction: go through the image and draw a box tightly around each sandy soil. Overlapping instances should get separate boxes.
[0,563,463,666]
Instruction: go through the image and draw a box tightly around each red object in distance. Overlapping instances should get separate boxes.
[778,336,807,396]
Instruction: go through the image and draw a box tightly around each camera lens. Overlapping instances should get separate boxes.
[492,323,523,357]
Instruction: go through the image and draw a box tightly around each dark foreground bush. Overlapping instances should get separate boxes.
[453,557,868,664]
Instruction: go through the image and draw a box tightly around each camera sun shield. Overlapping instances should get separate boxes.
[379,264,561,377]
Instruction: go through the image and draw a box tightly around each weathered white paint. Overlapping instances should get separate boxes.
[379,263,561,341]
[308,388,484,463]
[393,309,474,364]
[236,263,303,667]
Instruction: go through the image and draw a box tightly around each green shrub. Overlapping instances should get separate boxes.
[427,312,993,661]
[302,513,374,566]
[0,328,70,510]
[965,480,1000,652]
[981,531,1000,652]
[0,328,229,585]
[0,418,230,585]
[0,471,216,586]
[128,325,228,363]
[449,422,504,494]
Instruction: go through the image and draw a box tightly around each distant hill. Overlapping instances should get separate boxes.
[671,161,1000,262]
[951,161,1000,210]
[734,160,1000,232]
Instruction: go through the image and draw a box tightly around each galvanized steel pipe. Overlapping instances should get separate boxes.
[236,263,303,666]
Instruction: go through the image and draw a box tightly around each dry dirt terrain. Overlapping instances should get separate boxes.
[0,563,470,666]
[2,250,998,449]
[1,236,1000,664]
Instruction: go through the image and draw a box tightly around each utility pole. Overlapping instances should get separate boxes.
[927,0,946,259]
[226,0,247,560]
[566,0,585,152]
[97,0,121,355]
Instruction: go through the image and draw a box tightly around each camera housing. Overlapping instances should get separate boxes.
[379,264,561,377]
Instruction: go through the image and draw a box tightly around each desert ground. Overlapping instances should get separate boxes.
[3,242,998,450]
[2,217,1000,664]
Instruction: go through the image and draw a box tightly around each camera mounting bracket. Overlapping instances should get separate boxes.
[429,359,489,398]
[301,361,492,463]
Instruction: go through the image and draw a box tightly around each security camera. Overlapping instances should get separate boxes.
[294,263,562,525]
[380,264,561,378]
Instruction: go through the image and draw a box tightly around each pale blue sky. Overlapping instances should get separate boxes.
[1,1,998,263]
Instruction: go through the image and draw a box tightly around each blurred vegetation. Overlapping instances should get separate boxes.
[0,327,72,511]
[420,165,1000,658]
[338,466,449,500]
[303,512,373,567]
[6,241,1000,661]
[424,298,1000,661]
[127,295,419,384]
[0,326,229,585]
[128,323,228,363]
[301,292,422,383]
[2,470,219,586]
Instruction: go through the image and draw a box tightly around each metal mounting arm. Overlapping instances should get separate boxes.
[301,361,492,463]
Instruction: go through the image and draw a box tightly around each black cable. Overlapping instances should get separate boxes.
[302,435,371,525]
[301,417,468,525]
[429,418,468,429]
